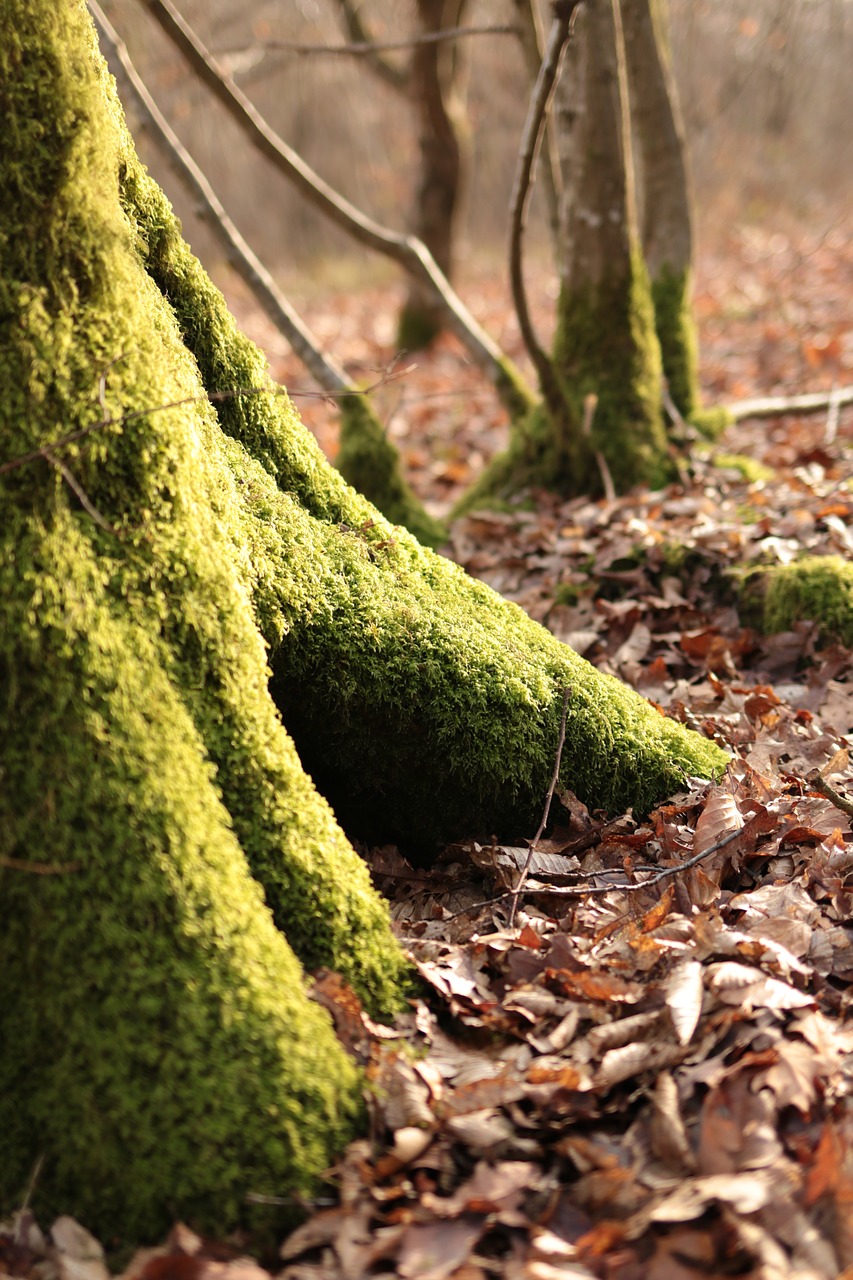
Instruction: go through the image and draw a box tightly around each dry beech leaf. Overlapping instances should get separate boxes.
[665,960,704,1046]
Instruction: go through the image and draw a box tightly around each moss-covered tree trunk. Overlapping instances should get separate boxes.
[621,0,700,420]
[0,0,726,1242]
[397,0,471,351]
[457,0,669,510]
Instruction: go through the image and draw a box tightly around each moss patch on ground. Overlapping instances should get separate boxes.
[739,556,853,647]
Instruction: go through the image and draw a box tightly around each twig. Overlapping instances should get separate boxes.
[134,0,532,414]
[825,382,842,444]
[806,768,853,820]
[512,0,563,259]
[450,815,767,923]
[0,374,414,479]
[580,393,615,501]
[0,857,82,875]
[42,448,119,537]
[727,384,853,422]
[508,686,571,927]
[221,25,518,58]
[508,8,577,414]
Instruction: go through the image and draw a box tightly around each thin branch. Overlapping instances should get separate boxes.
[727,384,853,422]
[231,24,518,58]
[333,0,412,92]
[508,8,577,411]
[42,447,120,537]
[0,375,413,479]
[508,686,571,927]
[90,1,351,399]
[136,0,532,414]
[511,0,563,258]
[806,768,853,820]
[0,857,82,875]
[450,811,769,923]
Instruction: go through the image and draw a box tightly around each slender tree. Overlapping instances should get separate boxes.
[1,0,727,1238]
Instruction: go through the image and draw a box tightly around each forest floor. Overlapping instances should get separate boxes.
[5,217,853,1280]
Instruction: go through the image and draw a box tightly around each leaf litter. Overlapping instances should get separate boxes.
[3,228,853,1278]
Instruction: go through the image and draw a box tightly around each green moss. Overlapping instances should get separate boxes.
[337,393,447,547]
[0,0,403,1239]
[462,250,672,512]
[650,264,700,421]
[739,556,853,646]
[712,453,775,484]
[1,0,729,1240]
[397,301,442,352]
[691,405,733,440]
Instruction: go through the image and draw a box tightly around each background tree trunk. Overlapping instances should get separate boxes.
[621,0,700,419]
[397,0,472,350]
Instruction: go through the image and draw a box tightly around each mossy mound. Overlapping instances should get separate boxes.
[739,556,853,647]
[337,394,447,547]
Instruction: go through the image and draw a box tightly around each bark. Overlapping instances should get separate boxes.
[460,0,668,510]
[621,0,700,419]
[0,0,726,1238]
[398,0,472,351]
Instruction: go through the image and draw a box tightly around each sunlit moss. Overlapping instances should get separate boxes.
[739,556,853,646]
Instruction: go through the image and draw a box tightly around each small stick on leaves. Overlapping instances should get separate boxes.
[508,686,571,927]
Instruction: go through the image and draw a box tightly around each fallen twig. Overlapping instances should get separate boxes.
[727,384,853,422]
[0,857,82,875]
[806,768,853,820]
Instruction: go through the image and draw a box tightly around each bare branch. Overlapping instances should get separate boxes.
[243,21,517,58]
[90,1,350,399]
[333,0,411,92]
[136,0,532,415]
[508,8,578,409]
[511,0,563,256]
[727,385,853,422]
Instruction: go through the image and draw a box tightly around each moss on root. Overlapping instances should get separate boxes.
[460,251,671,510]
[739,556,853,646]
[1,0,729,1240]
[0,0,403,1240]
[650,264,700,421]
[337,394,447,547]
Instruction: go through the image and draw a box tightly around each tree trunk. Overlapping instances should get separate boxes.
[458,0,669,510]
[398,0,471,350]
[621,0,700,419]
[0,0,726,1239]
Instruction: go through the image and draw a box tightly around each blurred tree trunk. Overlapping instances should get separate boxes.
[397,0,472,350]
[621,0,700,419]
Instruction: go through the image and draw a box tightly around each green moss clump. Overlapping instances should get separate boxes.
[461,251,672,513]
[397,301,442,352]
[691,405,734,439]
[712,453,775,484]
[739,556,853,646]
[337,394,447,547]
[650,264,700,421]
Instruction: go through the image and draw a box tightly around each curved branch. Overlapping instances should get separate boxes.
[90,2,350,398]
[137,0,532,415]
[511,0,563,258]
[508,8,577,410]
